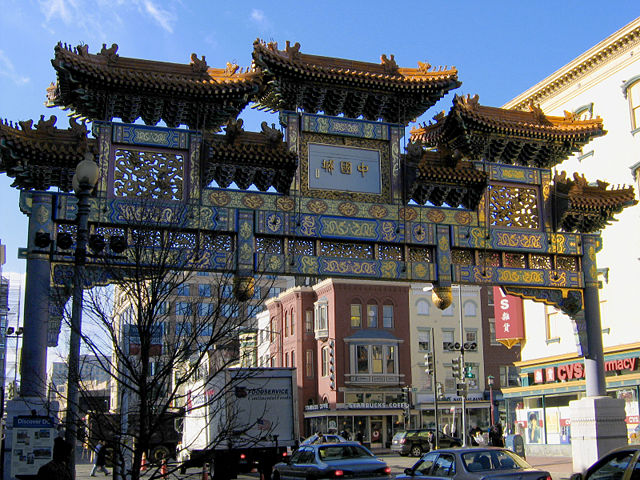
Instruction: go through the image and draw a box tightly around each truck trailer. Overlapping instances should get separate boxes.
[179,367,298,480]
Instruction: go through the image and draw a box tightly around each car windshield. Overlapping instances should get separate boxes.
[393,432,407,441]
[462,450,531,472]
[318,445,374,460]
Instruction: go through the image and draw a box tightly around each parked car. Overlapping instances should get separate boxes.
[391,429,462,456]
[396,447,551,480]
[273,442,391,480]
[301,433,348,445]
[569,446,640,480]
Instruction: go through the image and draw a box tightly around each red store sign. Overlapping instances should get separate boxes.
[534,357,637,384]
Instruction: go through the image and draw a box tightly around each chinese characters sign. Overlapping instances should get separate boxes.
[493,286,525,348]
[308,143,381,194]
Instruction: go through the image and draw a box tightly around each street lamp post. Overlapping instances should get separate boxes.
[65,153,100,479]
[457,285,467,447]
[487,375,495,426]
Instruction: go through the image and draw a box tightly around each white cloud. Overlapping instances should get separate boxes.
[0,49,30,86]
[250,8,272,31]
[141,0,174,34]
[36,0,176,37]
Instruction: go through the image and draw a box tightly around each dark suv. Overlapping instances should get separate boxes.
[391,429,461,456]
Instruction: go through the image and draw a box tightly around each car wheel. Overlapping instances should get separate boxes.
[410,445,423,457]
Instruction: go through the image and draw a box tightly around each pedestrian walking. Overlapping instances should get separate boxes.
[90,440,109,476]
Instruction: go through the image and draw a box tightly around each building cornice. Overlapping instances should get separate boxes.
[516,341,640,369]
[504,17,640,110]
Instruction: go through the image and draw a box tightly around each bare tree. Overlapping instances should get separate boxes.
[52,197,279,480]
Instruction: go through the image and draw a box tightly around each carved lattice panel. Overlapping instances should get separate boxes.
[379,244,403,260]
[489,185,539,229]
[289,239,314,256]
[256,237,283,254]
[113,148,184,200]
[504,253,527,269]
[530,254,552,270]
[557,255,579,272]
[320,241,373,259]
[452,249,473,266]
[201,233,233,253]
[408,247,432,263]
[479,251,500,267]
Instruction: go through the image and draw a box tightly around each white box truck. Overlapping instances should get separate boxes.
[179,367,298,480]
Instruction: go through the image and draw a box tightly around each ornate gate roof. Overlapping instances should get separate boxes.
[410,94,606,168]
[252,40,461,123]
[49,43,262,130]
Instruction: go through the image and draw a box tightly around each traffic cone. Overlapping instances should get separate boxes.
[161,459,168,478]
[140,452,148,472]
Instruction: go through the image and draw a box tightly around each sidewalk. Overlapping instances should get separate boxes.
[527,456,574,480]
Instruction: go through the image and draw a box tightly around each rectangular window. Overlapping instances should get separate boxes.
[291,313,295,335]
[322,347,329,377]
[545,306,560,342]
[197,302,215,316]
[285,352,289,367]
[157,301,169,315]
[284,315,289,337]
[199,284,211,297]
[372,345,383,373]
[177,284,190,297]
[367,304,378,328]
[270,318,277,342]
[291,351,295,368]
[418,331,431,352]
[630,81,640,129]
[305,310,313,332]
[442,329,454,350]
[351,304,362,328]
[357,345,368,373]
[175,322,192,335]
[176,302,192,316]
[488,318,500,346]
[221,285,233,298]
[383,305,393,328]
[221,304,237,317]
[306,350,314,378]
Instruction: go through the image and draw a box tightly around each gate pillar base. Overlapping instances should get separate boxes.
[570,396,627,473]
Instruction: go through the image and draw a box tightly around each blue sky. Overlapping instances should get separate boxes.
[0,1,638,273]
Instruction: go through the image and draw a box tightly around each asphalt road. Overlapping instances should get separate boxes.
[72,453,573,480]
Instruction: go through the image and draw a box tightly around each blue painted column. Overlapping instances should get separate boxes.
[581,235,607,397]
[20,192,53,398]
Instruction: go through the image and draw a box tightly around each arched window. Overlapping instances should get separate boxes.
[463,300,477,317]
[416,299,430,315]
[290,309,296,335]
[367,302,378,327]
[351,303,362,328]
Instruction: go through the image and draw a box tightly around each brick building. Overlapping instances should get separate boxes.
[266,278,410,448]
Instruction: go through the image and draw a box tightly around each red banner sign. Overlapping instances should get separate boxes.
[493,287,525,348]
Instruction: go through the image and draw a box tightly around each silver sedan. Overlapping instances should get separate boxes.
[396,447,551,480]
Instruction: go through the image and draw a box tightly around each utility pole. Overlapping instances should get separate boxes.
[424,328,440,449]
[457,286,467,447]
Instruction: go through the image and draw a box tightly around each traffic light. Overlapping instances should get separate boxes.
[329,340,336,390]
[436,382,444,399]
[451,356,463,380]
[464,365,475,379]
[424,353,434,375]
[456,382,467,397]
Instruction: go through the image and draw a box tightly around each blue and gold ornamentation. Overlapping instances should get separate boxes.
[307,199,328,214]
[380,222,398,242]
[242,194,265,209]
[266,213,283,233]
[320,217,378,240]
[320,258,378,277]
[426,209,446,223]
[495,232,543,249]
[300,256,319,275]
[369,205,388,219]
[299,215,317,237]
[209,191,230,207]
[277,197,295,211]
[380,261,398,278]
